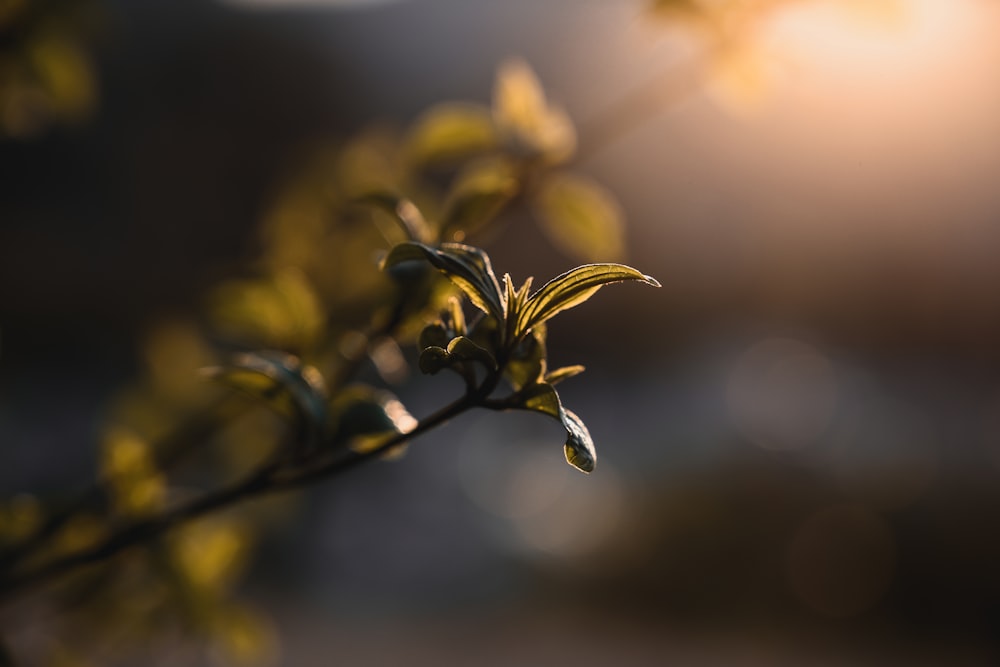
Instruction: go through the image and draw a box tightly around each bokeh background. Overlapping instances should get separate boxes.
[5,0,1000,663]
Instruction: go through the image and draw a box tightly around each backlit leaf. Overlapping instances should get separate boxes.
[202,352,329,447]
[517,263,660,336]
[382,242,506,320]
[544,364,585,385]
[493,58,576,164]
[404,102,498,166]
[533,171,626,262]
[330,385,417,452]
[514,383,597,473]
[440,157,518,239]
[562,409,596,474]
[504,325,546,391]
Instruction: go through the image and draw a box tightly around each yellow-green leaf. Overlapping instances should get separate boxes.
[562,408,596,474]
[533,171,626,262]
[493,58,576,163]
[404,102,498,166]
[544,365,585,385]
[516,263,660,337]
[382,242,506,321]
[440,157,518,239]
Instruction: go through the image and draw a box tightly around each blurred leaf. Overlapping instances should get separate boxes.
[532,171,626,262]
[203,352,328,447]
[100,430,165,518]
[440,157,518,239]
[404,102,498,166]
[170,518,251,595]
[337,127,403,199]
[418,346,451,375]
[29,36,96,122]
[493,58,576,164]
[517,263,661,336]
[0,494,41,544]
[212,604,279,667]
[355,191,432,244]
[382,242,506,321]
[330,386,416,454]
[209,270,324,350]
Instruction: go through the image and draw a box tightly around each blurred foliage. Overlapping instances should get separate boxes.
[0,54,659,665]
[0,0,101,138]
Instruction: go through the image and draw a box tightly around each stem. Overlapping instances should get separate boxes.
[0,389,483,604]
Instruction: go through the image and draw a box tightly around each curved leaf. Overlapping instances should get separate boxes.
[330,385,417,456]
[561,409,596,474]
[544,364,585,386]
[202,352,328,446]
[382,242,506,320]
[514,383,596,473]
[446,336,497,371]
[516,263,660,336]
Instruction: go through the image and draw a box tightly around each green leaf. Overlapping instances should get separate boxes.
[493,58,576,164]
[519,382,561,419]
[404,102,498,166]
[382,242,506,321]
[329,386,417,455]
[562,408,596,474]
[532,171,626,262]
[355,191,432,244]
[446,336,497,371]
[516,263,661,337]
[202,352,328,446]
[514,382,597,473]
[544,364,585,385]
[504,325,546,391]
[417,336,496,376]
[418,346,451,375]
[440,157,518,239]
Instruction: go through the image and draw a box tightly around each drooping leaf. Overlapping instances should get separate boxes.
[440,157,518,239]
[514,382,597,473]
[404,102,498,166]
[382,242,506,320]
[544,364,585,385]
[519,382,561,419]
[517,263,661,337]
[561,408,596,474]
[202,352,329,447]
[532,171,626,262]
